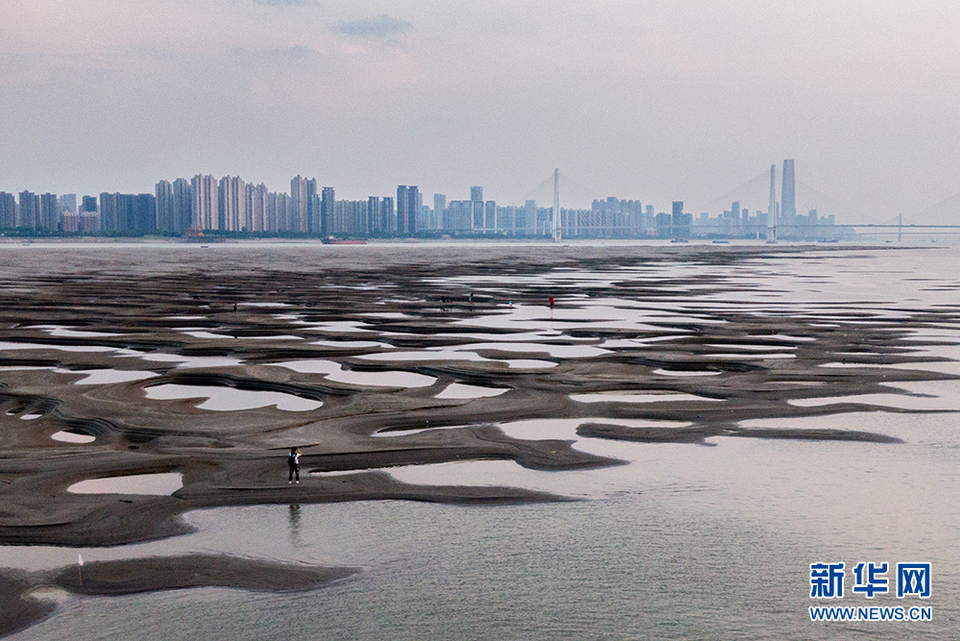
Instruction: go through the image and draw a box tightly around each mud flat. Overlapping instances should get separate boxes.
[577,422,905,445]
[0,569,56,638]
[51,554,356,595]
[0,243,957,636]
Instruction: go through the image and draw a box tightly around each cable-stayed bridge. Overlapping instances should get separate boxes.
[519,168,960,238]
[702,170,868,221]
[523,172,599,210]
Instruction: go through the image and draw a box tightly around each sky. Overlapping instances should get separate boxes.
[3,0,960,222]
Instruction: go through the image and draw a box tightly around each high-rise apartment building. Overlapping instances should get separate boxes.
[290,175,317,234]
[156,180,174,233]
[522,200,537,235]
[321,187,335,236]
[334,199,368,235]
[382,196,395,234]
[246,183,268,233]
[434,194,446,230]
[172,178,192,234]
[397,185,419,235]
[134,194,157,233]
[99,193,118,232]
[218,176,246,232]
[60,194,78,232]
[59,194,77,215]
[368,196,392,234]
[0,192,16,228]
[191,174,219,231]
[18,191,39,229]
[61,210,79,233]
[80,195,99,233]
[484,201,496,232]
[267,191,290,233]
[39,193,59,231]
[671,201,692,238]
[470,186,485,231]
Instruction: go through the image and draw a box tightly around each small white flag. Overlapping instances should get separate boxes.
[78,553,84,567]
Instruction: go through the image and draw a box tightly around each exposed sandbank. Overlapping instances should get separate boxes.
[0,243,955,637]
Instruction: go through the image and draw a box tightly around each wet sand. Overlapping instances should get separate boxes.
[577,422,905,445]
[0,570,56,638]
[0,242,956,636]
[51,554,357,595]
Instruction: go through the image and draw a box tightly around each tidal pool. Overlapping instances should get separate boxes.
[53,368,160,385]
[51,431,96,444]
[144,384,322,412]
[435,383,510,399]
[270,360,436,388]
[570,392,722,404]
[67,473,183,496]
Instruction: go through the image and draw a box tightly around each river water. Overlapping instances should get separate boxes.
[2,242,959,639]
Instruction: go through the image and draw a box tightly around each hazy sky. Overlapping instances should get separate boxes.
[3,1,960,221]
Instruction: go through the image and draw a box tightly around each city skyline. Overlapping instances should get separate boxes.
[5,2,960,222]
[0,158,849,241]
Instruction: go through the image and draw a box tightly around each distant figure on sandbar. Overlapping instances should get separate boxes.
[549,296,555,308]
[288,447,301,484]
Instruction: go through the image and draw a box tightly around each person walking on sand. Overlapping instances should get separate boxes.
[288,447,301,484]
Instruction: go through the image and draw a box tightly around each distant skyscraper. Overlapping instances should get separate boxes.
[656,212,671,238]
[80,195,99,233]
[781,159,796,232]
[60,195,78,232]
[172,178,192,234]
[367,196,382,234]
[18,191,39,229]
[0,192,15,228]
[321,187,335,236]
[191,175,219,231]
[246,183,268,232]
[523,200,536,235]
[397,185,419,235]
[156,180,174,233]
[61,209,79,233]
[485,201,496,232]
[382,196,395,234]
[671,201,684,238]
[471,200,484,230]
[470,186,485,230]
[218,176,246,232]
[98,193,118,232]
[39,193,59,231]
[268,191,289,233]
[59,194,77,215]
[134,194,157,233]
[290,175,317,234]
[434,194,446,230]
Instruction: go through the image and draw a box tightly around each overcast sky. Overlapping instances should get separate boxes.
[3,1,960,221]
